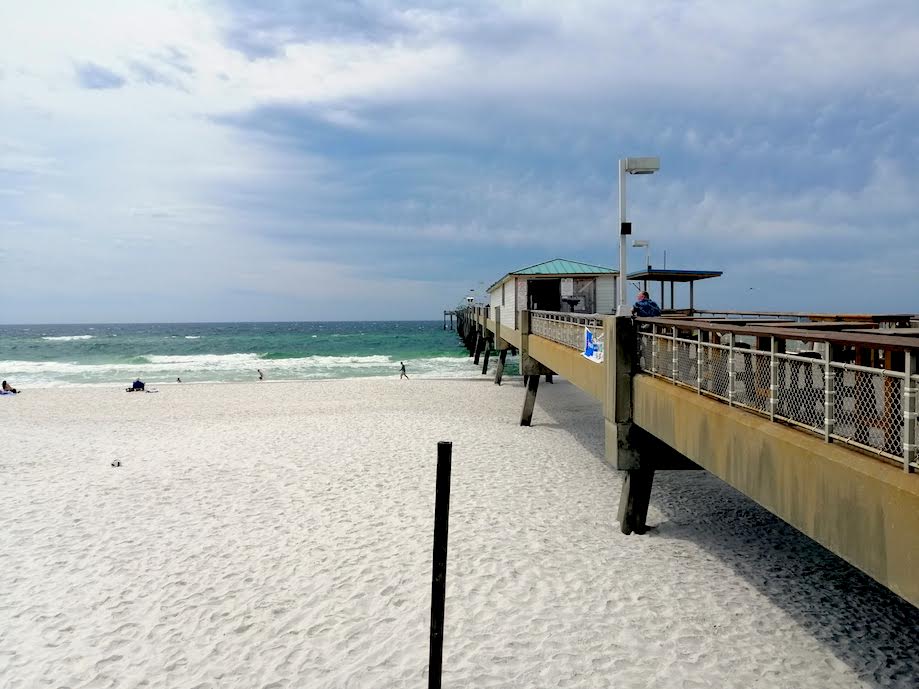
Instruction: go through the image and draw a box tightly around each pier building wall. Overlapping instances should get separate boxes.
[596,275,617,314]
[500,300,517,330]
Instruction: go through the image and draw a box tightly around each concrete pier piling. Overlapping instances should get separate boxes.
[494,349,508,385]
[520,373,540,426]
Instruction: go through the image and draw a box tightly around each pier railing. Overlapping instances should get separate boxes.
[530,310,605,350]
[691,309,914,328]
[636,318,919,472]
[458,306,918,470]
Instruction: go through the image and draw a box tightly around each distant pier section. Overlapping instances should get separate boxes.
[450,258,919,607]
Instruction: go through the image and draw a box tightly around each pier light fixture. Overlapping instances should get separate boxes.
[617,156,660,316]
[632,239,651,271]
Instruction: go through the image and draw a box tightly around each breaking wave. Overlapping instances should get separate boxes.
[41,335,94,341]
[0,353,483,387]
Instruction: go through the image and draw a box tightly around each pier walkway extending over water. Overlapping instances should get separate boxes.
[455,305,919,607]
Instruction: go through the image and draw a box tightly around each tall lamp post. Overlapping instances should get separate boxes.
[616,157,660,316]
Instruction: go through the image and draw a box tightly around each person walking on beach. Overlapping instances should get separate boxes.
[399,362,409,380]
[257,369,264,381]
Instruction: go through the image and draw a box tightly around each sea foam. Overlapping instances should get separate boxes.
[41,335,94,341]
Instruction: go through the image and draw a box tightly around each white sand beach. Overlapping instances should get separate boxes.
[1,378,916,688]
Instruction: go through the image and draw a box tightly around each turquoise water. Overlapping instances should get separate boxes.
[0,321,499,387]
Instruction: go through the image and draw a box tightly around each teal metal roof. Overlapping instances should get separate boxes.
[512,258,617,276]
[487,258,618,293]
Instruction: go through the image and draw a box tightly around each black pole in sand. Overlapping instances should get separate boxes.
[428,441,453,689]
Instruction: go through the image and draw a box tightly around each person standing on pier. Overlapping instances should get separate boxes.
[399,362,409,380]
[632,291,661,317]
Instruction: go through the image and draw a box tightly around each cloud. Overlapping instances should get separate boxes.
[74,62,126,89]
[128,60,185,89]
[2,0,919,322]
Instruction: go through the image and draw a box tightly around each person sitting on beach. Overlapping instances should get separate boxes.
[2,380,18,394]
[631,291,661,317]
[128,378,145,392]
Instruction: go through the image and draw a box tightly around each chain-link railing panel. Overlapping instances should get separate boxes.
[775,358,825,431]
[656,334,669,375]
[734,350,770,413]
[530,313,603,351]
[833,367,858,446]
[530,317,577,349]
[833,367,903,457]
[676,339,696,387]
[638,333,651,372]
[700,345,730,399]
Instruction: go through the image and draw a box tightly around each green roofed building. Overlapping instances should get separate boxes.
[486,258,619,331]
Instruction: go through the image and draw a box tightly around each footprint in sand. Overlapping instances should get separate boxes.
[94,654,123,671]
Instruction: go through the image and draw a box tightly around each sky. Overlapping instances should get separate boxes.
[1,0,918,323]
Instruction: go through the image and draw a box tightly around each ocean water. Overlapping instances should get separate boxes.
[0,321,502,388]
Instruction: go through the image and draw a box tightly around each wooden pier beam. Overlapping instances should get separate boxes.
[481,345,491,375]
[472,330,483,363]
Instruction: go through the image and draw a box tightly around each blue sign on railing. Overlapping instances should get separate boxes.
[583,328,604,363]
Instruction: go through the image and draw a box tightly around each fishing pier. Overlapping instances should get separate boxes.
[454,303,919,607]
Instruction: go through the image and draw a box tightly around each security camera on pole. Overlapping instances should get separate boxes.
[616,156,660,316]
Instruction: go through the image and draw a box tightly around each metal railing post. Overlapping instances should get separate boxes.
[769,336,778,421]
[904,350,917,473]
[672,326,678,384]
[696,329,703,394]
[727,333,736,406]
[651,325,658,374]
[824,342,835,443]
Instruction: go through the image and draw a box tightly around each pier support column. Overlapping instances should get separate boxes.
[494,349,508,385]
[518,310,550,425]
[494,307,502,354]
[617,467,654,535]
[605,316,650,532]
[605,316,700,534]
[520,372,540,426]
[481,346,491,374]
[472,331,481,361]
[545,373,554,384]
[604,316,641,471]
